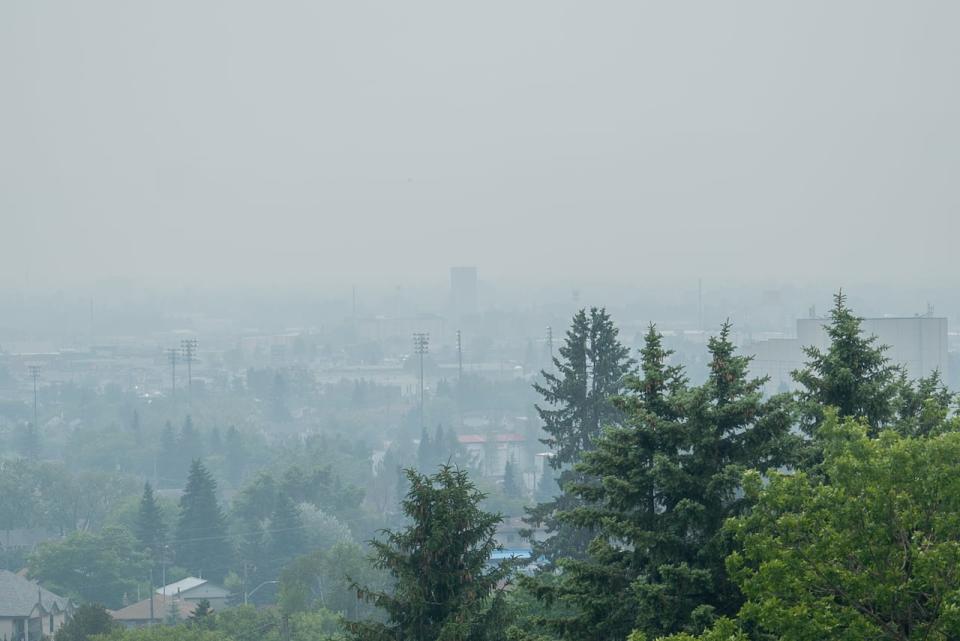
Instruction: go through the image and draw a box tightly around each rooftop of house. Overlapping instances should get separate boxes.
[111,594,196,622]
[156,577,207,597]
[0,570,71,618]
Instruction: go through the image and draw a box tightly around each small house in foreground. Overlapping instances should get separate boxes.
[0,569,73,641]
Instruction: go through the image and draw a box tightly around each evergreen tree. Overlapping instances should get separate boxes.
[417,425,433,471]
[667,321,797,630]
[267,493,305,576]
[225,426,246,487]
[523,307,635,565]
[165,598,181,625]
[189,599,214,628]
[15,422,41,459]
[231,472,276,600]
[528,323,798,640]
[434,424,447,464]
[348,466,515,641]
[502,458,522,499]
[135,482,167,566]
[793,291,900,436]
[54,603,117,641]
[178,415,203,476]
[891,370,955,437]
[130,409,141,434]
[175,460,232,581]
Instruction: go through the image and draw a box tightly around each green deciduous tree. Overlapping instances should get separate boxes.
[278,540,384,621]
[29,526,147,609]
[891,370,956,437]
[723,413,960,641]
[347,466,515,641]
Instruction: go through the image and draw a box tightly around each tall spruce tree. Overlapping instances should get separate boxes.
[793,291,900,436]
[523,308,634,565]
[175,460,232,581]
[417,425,433,471]
[267,493,305,577]
[528,323,798,640]
[503,458,522,499]
[670,321,798,630]
[134,482,166,566]
[347,466,515,641]
[891,369,956,437]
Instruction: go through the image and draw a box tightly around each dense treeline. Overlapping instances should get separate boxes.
[7,292,960,641]
[510,294,958,641]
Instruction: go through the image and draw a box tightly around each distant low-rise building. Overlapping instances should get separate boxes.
[458,433,525,477]
[0,569,73,641]
[155,577,230,611]
[111,593,197,629]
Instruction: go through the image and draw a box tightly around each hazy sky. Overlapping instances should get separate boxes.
[2,1,958,291]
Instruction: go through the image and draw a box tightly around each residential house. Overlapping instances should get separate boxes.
[155,577,230,611]
[110,593,196,629]
[457,433,526,477]
[0,570,73,641]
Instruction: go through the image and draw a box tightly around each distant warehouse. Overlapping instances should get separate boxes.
[747,314,948,395]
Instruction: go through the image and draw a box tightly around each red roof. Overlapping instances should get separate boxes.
[111,594,196,622]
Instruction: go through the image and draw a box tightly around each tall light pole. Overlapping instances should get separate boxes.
[456,330,463,382]
[413,333,429,431]
[181,338,198,397]
[27,365,40,427]
[456,329,464,426]
[167,348,179,397]
[245,580,278,606]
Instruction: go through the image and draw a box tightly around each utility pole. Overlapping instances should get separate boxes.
[27,365,40,427]
[456,329,463,382]
[167,348,178,397]
[149,569,155,626]
[413,333,429,431]
[181,338,198,397]
[456,329,464,427]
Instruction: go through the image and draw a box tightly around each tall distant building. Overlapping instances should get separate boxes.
[450,266,478,318]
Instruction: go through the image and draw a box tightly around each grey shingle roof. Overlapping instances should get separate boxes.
[0,570,70,617]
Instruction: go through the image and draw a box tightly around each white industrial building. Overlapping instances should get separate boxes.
[748,315,949,395]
